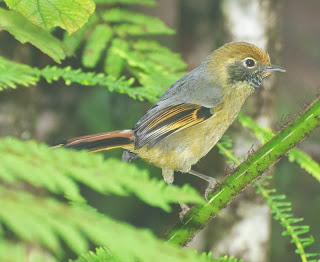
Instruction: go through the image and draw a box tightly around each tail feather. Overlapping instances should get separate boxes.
[56,130,135,152]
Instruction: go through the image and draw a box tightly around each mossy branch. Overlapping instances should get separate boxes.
[163,96,320,245]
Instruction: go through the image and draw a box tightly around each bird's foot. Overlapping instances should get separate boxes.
[205,177,218,201]
[179,203,190,222]
[187,170,218,201]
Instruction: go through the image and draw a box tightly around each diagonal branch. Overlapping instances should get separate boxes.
[163,96,320,246]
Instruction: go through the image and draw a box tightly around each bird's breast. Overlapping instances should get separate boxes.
[135,85,253,172]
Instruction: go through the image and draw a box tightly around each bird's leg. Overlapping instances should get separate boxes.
[162,167,174,185]
[162,168,190,221]
[188,170,217,201]
[122,150,139,162]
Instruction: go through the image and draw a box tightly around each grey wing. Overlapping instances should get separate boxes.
[135,59,223,128]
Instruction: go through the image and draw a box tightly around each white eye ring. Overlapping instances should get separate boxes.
[244,58,256,68]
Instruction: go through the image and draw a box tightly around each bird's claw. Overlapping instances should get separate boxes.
[205,178,218,201]
[179,203,190,222]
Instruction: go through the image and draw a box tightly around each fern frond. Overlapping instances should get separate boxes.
[39,65,154,101]
[82,24,113,68]
[237,112,274,143]
[0,55,162,102]
[238,112,320,182]
[95,0,156,6]
[72,247,115,262]
[211,256,243,262]
[197,252,243,262]
[217,139,320,262]
[132,40,187,72]
[0,186,206,262]
[113,46,185,98]
[73,248,244,262]
[63,14,100,53]
[254,181,320,262]
[61,1,186,98]
[0,239,58,262]
[0,56,39,90]
[288,149,320,183]
[102,8,174,35]
[104,38,129,78]
[0,137,204,211]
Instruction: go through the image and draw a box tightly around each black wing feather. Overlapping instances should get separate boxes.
[134,104,213,149]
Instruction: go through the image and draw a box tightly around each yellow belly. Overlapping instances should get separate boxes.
[135,85,253,172]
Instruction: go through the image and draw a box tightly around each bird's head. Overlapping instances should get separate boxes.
[208,42,285,91]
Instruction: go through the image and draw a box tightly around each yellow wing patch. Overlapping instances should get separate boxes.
[134,104,215,149]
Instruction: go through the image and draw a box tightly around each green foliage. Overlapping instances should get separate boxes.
[102,8,174,35]
[0,240,58,262]
[0,137,204,211]
[165,97,320,250]
[82,24,113,68]
[0,8,68,63]
[237,112,274,143]
[0,56,39,90]
[288,149,320,183]
[73,249,243,262]
[217,138,320,262]
[4,0,95,34]
[0,185,207,262]
[238,112,320,184]
[1,0,320,261]
[211,256,243,262]
[0,55,161,101]
[63,2,186,99]
[94,0,156,6]
[254,179,320,262]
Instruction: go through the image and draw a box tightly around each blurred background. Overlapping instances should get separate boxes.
[0,0,319,261]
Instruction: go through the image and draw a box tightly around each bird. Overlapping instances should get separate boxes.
[57,42,285,211]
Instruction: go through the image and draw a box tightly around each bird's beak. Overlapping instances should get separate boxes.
[264,64,286,73]
[262,64,285,78]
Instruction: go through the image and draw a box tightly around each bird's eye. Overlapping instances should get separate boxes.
[245,58,256,68]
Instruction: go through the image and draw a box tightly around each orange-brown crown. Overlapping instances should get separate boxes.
[211,42,271,66]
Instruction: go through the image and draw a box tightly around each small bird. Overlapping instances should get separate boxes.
[58,42,285,207]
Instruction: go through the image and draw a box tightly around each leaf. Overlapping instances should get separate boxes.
[4,0,96,34]
[0,8,67,63]
[0,187,206,262]
[63,14,99,53]
[102,8,174,35]
[238,113,320,183]
[0,56,39,91]
[104,38,129,77]
[94,0,156,5]
[288,149,320,183]
[0,240,58,262]
[82,24,113,68]
[0,137,204,211]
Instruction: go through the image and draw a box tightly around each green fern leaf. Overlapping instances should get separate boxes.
[95,0,156,5]
[217,139,320,262]
[82,24,113,68]
[238,113,320,184]
[0,187,207,262]
[104,38,129,77]
[0,56,39,90]
[0,240,58,262]
[288,149,320,182]
[0,137,204,211]
[102,8,174,35]
[63,14,99,53]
